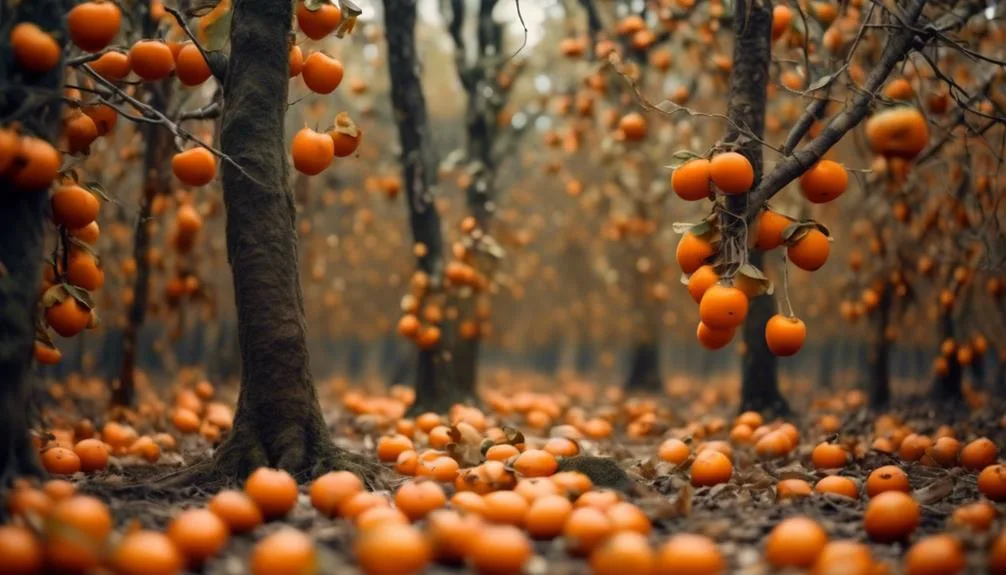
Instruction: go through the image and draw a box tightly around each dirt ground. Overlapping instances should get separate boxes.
[56,378,1006,575]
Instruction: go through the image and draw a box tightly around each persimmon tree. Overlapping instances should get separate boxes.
[0,0,72,486]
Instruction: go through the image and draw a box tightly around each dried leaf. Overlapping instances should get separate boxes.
[914,477,953,504]
[806,72,837,93]
[82,181,110,202]
[502,425,525,447]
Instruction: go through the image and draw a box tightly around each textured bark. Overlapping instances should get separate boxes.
[866,288,892,409]
[169,0,380,486]
[0,0,70,488]
[932,311,963,401]
[113,75,172,408]
[385,0,460,413]
[624,338,661,393]
[721,0,789,417]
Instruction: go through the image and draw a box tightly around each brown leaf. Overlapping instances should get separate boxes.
[914,477,954,504]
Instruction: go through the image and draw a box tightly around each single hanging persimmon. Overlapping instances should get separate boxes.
[65,112,100,155]
[297,0,343,40]
[696,322,735,350]
[699,285,749,330]
[676,232,715,274]
[618,112,647,142]
[10,23,61,73]
[865,106,929,159]
[302,51,344,94]
[9,137,62,190]
[765,314,806,356]
[800,160,848,203]
[289,45,305,77]
[330,112,363,157]
[175,44,213,86]
[710,152,754,194]
[671,158,712,201]
[66,252,104,291]
[687,265,719,303]
[788,228,830,271]
[68,1,122,52]
[129,40,176,81]
[755,209,793,250]
[51,184,100,229]
[89,51,131,80]
[172,147,217,186]
[292,127,335,175]
[45,295,92,338]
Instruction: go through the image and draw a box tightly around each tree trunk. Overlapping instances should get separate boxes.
[113,72,172,408]
[385,0,460,414]
[179,0,379,484]
[866,287,892,409]
[932,311,963,401]
[0,0,70,488]
[721,0,790,417]
[624,338,662,393]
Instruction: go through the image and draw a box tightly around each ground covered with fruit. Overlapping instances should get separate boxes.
[2,374,1006,575]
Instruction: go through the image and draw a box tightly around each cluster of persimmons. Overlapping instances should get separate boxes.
[4,373,1006,574]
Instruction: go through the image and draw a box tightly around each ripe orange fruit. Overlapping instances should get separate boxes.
[658,438,690,464]
[0,128,18,173]
[709,152,754,194]
[951,501,997,531]
[687,265,719,303]
[699,285,748,330]
[68,1,122,52]
[0,525,43,575]
[656,533,725,575]
[524,494,573,539]
[672,158,711,201]
[356,506,410,530]
[776,478,813,500]
[482,490,529,526]
[292,127,335,175]
[129,40,176,81]
[166,508,229,567]
[250,528,317,575]
[340,492,391,520]
[865,465,909,497]
[172,147,217,186]
[960,437,998,470]
[45,495,112,573]
[89,50,131,80]
[811,442,848,469]
[606,502,651,535]
[297,0,342,40]
[899,434,932,462]
[469,525,532,575]
[394,480,446,521]
[289,45,305,77]
[904,535,965,575]
[772,5,792,40]
[83,103,118,135]
[10,23,61,73]
[244,467,298,519]
[929,436,961,466]
[66,252,104,291]
[170,407,200,433]
[765,314,806,356]
[65,112,100,155]
[864,491,919,542]
[310,470,364,517]
[330,112,363,157]
[8,137,61,190]
[513,449,558,477]
[865,106,929,159]
[111,530,183,575]
[690,450,733,487]
[591,531,655,575]
[676,232,715,274]
[755,430,792,458]
[619,112,648,142]
[765,516,828,568]
[175,44,212,86]
[799,160,848,203]
[978,464,1006,501]
[811,540,873,575]
[542,437,580,457]
[208,490,263,534]
[814,476,858,499]
[302,52,344,94]
[696,322,735,350]
[377,434,413,462]
[425,510,480,562]
[355,523,430,575]
[787,229,830,271]
[46,297,91,337]
[73,438,109,472]
[564,506,614,555]
[51,185,100,229]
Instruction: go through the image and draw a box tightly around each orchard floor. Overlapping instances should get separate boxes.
[27,372,1006,573]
